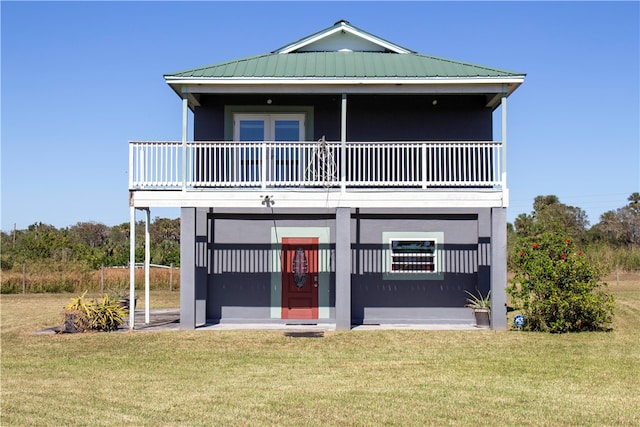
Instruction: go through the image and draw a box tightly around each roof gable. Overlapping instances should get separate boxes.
[274,20,413,54]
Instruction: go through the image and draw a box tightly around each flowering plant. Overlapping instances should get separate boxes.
[509,232,614,332]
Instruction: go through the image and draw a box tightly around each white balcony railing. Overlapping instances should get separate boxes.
[129,141,503,190]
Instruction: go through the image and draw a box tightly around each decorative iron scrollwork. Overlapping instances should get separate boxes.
[292,248,308,288]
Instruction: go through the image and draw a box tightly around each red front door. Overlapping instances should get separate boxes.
[281,237,319,319]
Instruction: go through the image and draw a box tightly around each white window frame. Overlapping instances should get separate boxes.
[382,231,444,281]
[389,238,437,274]
[233,113,305,141]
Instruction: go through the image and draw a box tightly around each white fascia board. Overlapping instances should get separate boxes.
[166,76,525,87]
[176,83,514,96]
[166,78,524,97]
[339,26,412,54]
[278,26,344,53]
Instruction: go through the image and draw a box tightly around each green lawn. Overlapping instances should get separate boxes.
[2,283,639,426]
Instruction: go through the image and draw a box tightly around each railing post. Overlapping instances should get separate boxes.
[261,141,267,189]
[138,148,145,189]
[182,88,189,190]
[421,142,428,189]
[341,93,347,191]
[128,143,134,189]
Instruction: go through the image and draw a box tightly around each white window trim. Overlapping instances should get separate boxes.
[382,231,444,281]
[389,237,437,274]
[233,113,305,141]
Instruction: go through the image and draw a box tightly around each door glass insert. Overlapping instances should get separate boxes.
[292,248,308,288]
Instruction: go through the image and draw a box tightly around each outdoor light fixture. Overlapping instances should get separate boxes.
[261,195,274,207]
[432,99,438,105]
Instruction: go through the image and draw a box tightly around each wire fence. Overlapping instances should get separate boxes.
[1,263,180,294]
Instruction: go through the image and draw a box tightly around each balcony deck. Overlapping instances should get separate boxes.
[129,140,507,209]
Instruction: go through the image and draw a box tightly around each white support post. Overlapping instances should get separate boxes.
[182,88,189,190]
[501,88,508,192]
[144,208,151,324]
[340,93,347,191]
[129,206,136,330]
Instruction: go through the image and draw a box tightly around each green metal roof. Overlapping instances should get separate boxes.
[166,51,524,79]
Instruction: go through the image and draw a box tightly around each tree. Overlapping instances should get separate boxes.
[627,192,640,214]
[513,195,588,242]
[590,193,640,246]
[69,222,110,248]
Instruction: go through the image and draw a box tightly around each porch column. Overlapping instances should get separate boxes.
[194,208,208,327]
[181,87,189,190]
[180,208,196,329]
[340,93,347,191]
[490,207,508,330]
[180,207,209,330]
[144,208,150,324]
[501,88,508,196]
[128,206,136,330]
[335,207,351,330]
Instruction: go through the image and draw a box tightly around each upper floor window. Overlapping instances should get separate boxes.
[234,114,305,142]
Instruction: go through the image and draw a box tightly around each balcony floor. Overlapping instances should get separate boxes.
[129,187,508,209]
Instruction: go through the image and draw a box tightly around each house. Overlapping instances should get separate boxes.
[128,20,525,330]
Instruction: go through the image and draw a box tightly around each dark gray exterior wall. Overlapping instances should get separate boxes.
[192,207,495,326]
[350,210,486,324]
[193,94,492,142]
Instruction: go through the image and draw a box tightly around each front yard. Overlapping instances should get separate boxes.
[1,278,638,426]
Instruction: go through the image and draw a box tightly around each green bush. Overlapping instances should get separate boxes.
[61,291,127,332]
[509,232,614,333]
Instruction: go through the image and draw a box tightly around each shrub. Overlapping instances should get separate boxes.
[61,291,127,332]
[509,232,614,333]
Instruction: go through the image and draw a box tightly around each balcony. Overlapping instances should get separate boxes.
[129,140,506,209]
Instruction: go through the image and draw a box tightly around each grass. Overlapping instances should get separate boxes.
[1,277,639,426]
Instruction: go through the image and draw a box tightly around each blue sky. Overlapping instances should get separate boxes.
[2,1,638,231]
